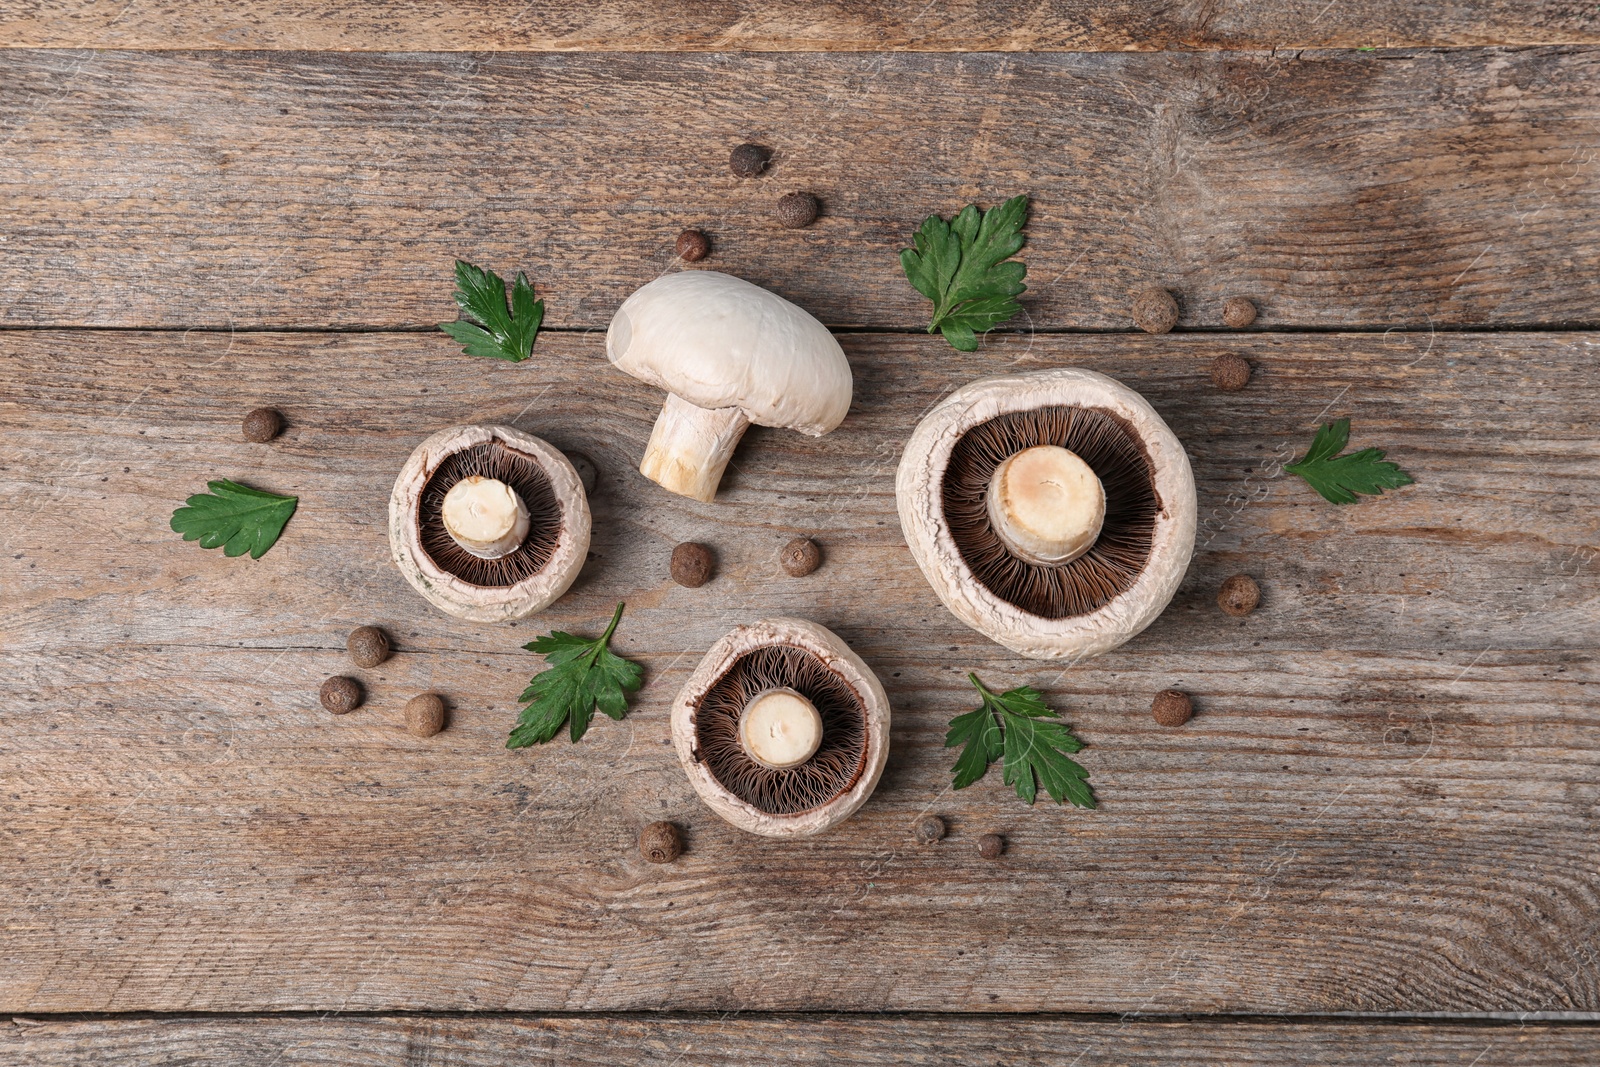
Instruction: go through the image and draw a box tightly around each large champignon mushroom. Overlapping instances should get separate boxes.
[896,368,1196,660]
[606,271,853,502]
[673,618,890,838]
[389,424,590,622]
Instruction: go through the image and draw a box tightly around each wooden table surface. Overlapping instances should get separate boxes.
[3,3,1599,1063]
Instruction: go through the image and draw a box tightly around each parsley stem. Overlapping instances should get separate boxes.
[598,601,626,647]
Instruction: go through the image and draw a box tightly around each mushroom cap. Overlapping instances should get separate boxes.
[606,271,852,436]
[671,617,891,838]
[896,368,1197,660]
[389,424,591,623]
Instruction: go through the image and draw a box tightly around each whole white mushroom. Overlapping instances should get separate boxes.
[606,271,853,502]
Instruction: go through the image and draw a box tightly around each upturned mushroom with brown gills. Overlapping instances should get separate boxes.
[896,368,1196,660]
[606,271,853,502]
[389,424,591,622]
[673,618,890,838]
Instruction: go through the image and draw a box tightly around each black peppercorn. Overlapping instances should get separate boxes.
[640,821,683,863]
[1210,353,1252,392]
[914,814,947,844]
[320,676,362,715]
[1131,288,1179,334]
[671,542,715,588]
[1222,296,1258,328]
[404,693,446,737]
[676,229,711,262]
[729,142,771,178]
[346,625,390,668]
[1218,573,1261,617]
[242,407,283,443]
[1152,688,1193,727]
[776,192,820,229]
[780,537,821,577]
[978,833,1005,860]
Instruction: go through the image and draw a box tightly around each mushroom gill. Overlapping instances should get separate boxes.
[691,644,869,816]
[942,406,1161,618]
[418,440,564,587]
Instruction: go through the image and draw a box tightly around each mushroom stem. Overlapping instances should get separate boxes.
[986,445,1105,565]
[442,475,531,560]
[639,392,752,503]
[738,687,824,770]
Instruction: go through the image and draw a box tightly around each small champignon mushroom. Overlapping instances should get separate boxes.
[389,424,591,622]
[672,617,890,838]
[896,368,1197,660]
[606,271,853,502]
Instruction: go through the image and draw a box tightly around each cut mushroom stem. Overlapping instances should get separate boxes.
[639,393,753,503]
[739,687,823,770]
[442,475,531,559]
[985,445,1105,565]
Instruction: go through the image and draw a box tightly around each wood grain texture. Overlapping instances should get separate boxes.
[1,1,1597,52]
[2,48,1599,332]
[7,1014,1600,1065]
[2,328,1597,1015]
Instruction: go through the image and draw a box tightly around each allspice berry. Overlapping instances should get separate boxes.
[1218,573,1261,617]
[1210,353,1252,392]
[978,833,1005,860]
[404,693,446,737]
[729,142,771,178]
[1152,688,1193,727]
[346,625,390,668]
[320,676,362,715]
[913,814,946,844]
[780,536,821,577]
[676,229,711,262]
[776,191,820,229]
[639,821,683,864]
[1222,296,1258,328]
[1131,288,1180,334]
[242,407,283,443]
[670,542,715,588]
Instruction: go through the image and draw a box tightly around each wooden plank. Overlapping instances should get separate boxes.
[2,48,1599,332]
[2,329,1597,1015]
[1,1,1597,52]
[6,1014,1600,1065]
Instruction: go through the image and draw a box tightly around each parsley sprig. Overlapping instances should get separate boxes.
[439,259,544,363]
[170,479,298,559]
[508,602,644,747]
[1285,418,1414,504]
[946,673,1095,808]
[899,195,1029,351]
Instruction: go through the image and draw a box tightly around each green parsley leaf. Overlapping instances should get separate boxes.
[439,259,544,363]
[899,195,1029,351]
[1284,418,1414,505]
[169,479,298,560]
[508,602,644,748]
[945,672,1095,808]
